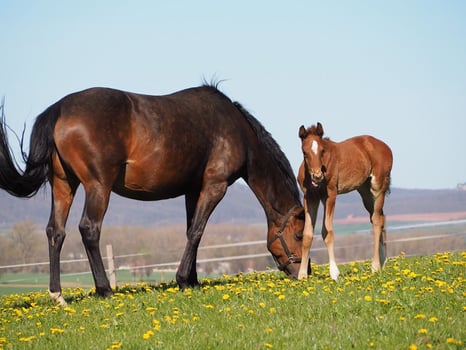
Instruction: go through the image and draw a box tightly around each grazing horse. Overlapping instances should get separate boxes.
[297,122,392,281]
[0,85,304,305]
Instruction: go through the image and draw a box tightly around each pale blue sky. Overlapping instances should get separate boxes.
[1,1,465,189]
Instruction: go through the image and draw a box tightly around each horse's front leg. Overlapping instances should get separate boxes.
[177,182,227,289]
[322,192,339,281]
[298,196,318,279]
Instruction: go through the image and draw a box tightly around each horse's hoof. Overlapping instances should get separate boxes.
[49,290,67,307]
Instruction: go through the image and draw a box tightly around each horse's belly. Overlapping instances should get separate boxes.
[115,159,199,200]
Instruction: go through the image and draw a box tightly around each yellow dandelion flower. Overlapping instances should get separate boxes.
[110,341,122,349]
[364,295,372,302]
[269,307,276,314]
[143,330,154,340]
[418,328,428,334]
[414,313,426,319]
[50,328,65,334]
[428,316,438,322]
[222,294,230,301]
[63,306,76,314]
[259,302,266,308]
[408,344,418,350]
[264,343,273,348]
[278,294,285,300]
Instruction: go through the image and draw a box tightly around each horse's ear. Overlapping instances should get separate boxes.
[316,122,324,138]
[298,125,307,140]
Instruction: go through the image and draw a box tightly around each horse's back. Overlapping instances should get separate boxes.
[52,86,249,199]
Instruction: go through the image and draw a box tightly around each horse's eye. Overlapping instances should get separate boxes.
[295,230,303,241]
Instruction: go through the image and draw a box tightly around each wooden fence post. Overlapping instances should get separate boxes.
[106,244,116,289]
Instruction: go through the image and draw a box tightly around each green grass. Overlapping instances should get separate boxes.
[1,252,464,350]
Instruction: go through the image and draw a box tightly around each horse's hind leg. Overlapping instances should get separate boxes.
[79,183,113,297]
[358,178,387,272]
[47,167,78,305]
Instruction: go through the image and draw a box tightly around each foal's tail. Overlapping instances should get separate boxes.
[0,101,60,197]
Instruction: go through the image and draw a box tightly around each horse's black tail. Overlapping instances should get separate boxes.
[0,100,60,197]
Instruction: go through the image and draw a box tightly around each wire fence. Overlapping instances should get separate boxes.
[1,222,465,289]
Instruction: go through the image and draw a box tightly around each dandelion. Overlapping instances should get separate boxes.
[153,319,161,331]
[109,341,122,349]
[364,295,372,302]
[63,306,76,314]
[259,302,266,308]
[142,330,154,340]
[408,344,418,350]
[428,316,438,322]
[269,307,276,314]
[264,343,273,348]
[222,294,230,301]
[19,336,36,342]
[50,328,65,334]
[414,313,426,319]
[278,294,285,300]
[418,328,428,334]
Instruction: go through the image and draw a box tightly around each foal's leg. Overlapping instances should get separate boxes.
[79,183,113,297]
[176,181,228,289]
[47,174,77,306]
[322,191,340,281]
[371,191,387,271]
[298,196,318,279]
[358,180,386,272]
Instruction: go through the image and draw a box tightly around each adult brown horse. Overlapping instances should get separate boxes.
[297,122,392,281]
[0,85,304,305]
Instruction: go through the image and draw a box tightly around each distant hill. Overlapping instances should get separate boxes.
[1,182,466,231]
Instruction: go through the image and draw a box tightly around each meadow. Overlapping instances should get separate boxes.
[0,252,464,350]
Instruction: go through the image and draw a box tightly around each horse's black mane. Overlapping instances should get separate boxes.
[232,101,301,206]
[199,82,301,206]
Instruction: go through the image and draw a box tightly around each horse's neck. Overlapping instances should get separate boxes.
[323,139,338,164]
[245,160,300,229]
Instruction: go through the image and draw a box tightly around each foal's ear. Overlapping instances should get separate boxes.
[316,122,324,138]
[298,125,307,140]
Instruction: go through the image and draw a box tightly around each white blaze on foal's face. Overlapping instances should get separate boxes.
[311,140,319,155]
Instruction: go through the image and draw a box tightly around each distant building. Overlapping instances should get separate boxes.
[457,182,466,191]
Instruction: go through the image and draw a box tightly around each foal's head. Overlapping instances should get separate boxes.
[299,122,327,188]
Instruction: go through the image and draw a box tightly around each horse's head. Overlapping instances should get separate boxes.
[299,123,327,188]
[267,206,305,278]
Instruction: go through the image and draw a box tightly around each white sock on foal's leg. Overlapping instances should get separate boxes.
[329,260,340,281]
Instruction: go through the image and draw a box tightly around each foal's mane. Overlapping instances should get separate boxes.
[306,123,331,141]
